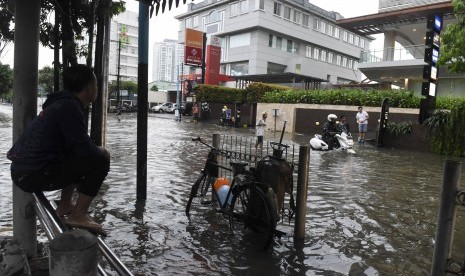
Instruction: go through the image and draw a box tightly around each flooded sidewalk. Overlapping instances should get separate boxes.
[1,104,465,275]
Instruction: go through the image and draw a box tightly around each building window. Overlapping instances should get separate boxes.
[273,2,282,16]
[360,38,365,48]
[267,62,286,74]
[313,18,319,30]
[276,36,282,49]
[268,34,273,47]
[321,50,327,62]
[193,15,199,27]
[258,0,264,10]
[240,0,248,13]
[328,52,333,63]
[348,59,353,69]
[313,48,319,60]
[336,54,342,66]
[320,21,326,34]
[334,27,340,38]
[230,33,250,48]
[305,45,312,58]
[230,62,249,76]
[230,3,240,17]
[342,57,348,67]
[284,6,291,20]
[327,25,333,36]
[354,35,360,46]
[206,23,219,34]
[185,17,192,28]
[348,33,354,44]
[354,61,359,70]
[293,10,301,24]
[208,10,219,23]
[302,14,309,27]
[343,31,348,42]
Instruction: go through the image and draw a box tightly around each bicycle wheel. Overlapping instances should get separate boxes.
[229,184,277,250]
[185,172,211,216]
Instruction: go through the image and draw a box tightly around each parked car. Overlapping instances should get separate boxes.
[152,102,176,113]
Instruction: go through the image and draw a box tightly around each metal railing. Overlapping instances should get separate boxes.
[360,44,427,63]
[33,192,133,276]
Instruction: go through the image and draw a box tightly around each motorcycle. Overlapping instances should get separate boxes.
[310,131,356,154]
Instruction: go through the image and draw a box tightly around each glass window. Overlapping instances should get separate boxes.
[334,27,340,38]
[230,3,239,17]
[348,33,354,44]
[230,62,249,76]
[336,55,342,66]
[258,0,264,10]
[268,34,273,47]
[313,48,319,59]
[302,14,309,27]
[321,50,327,62]
[305,45,312,58]
[276,36,282,49]
[240,0,248,13]
[342,57,348,67]
[354,61,359,70]
[287,39,293,53]
[273,2,281,16]
[267,62,286,74]
[348,59,353,69]
[208,10,219,23]
[185,17,192,28]
[360,38,365,48]
[328,52,333,63]
[193,15,199,27]
[320,21,326,34]
[354,35,360,46]
[293,10,301,23]
[313,18,319,30]
[284,6,291,20]
[327,25,333,36]
[230,33,250,48]
[343,31,348,42]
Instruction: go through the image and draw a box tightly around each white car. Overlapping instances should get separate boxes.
[152,103,176,113]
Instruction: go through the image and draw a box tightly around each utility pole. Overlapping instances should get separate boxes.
[116,39,122,108]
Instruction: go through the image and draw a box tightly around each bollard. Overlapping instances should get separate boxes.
[431,160,462,276]
[49,229,98,276]
[211,134,221,202]
[294,145,310,244]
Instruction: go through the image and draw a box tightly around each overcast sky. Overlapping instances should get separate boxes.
[2,0,380,78]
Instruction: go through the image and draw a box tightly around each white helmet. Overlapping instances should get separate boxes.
[327,114,337,121]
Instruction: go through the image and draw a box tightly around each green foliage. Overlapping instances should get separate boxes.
[108,80,138,96]
[38,66,55,94]
[195,84,246,103]
[244,82,289,103]
[437,0,465,73]
[262,89,421,108]
[424,99,465,156]
[386,121,413,136]
[0,62,13,98]
[150,85,159,91]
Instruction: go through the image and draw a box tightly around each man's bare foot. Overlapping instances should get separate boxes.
[65,213,106,236]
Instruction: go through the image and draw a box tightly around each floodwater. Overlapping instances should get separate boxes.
[1,103,465,275]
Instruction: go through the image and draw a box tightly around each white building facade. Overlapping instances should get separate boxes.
[109,10,139,83]
[152,39,189,83]
[175,0,372,87]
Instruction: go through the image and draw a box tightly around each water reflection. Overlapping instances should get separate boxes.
[1,104,465,275]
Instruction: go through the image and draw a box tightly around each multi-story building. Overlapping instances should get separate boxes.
[109,10,139,83]
[152,39,189,83]
[175,0,372,88]
[338,0,461,96]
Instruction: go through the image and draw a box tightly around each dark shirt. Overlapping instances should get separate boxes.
[322,121,338,143]
[337,122,351,134]
[7,90,101,172]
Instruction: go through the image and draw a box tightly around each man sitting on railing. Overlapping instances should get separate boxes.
[7,64,110,236]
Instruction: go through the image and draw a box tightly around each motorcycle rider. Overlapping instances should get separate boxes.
[337,114,351,135]
[323,114,339,150]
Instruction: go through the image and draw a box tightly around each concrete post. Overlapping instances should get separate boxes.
[383,31,396,62]
[12,0,41,257]
[211,134,221,201]
[49,229,98,276]
[431,160,462,276]
[294,146,310,244]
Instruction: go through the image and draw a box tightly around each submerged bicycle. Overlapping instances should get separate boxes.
[185,137,278,250]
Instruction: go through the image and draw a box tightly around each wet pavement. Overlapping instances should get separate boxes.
[1,103,465,275]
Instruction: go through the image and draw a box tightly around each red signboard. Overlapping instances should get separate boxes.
[206,45,221,85]
[184,29,203,66]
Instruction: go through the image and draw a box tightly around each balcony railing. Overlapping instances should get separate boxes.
[360,44,427,63]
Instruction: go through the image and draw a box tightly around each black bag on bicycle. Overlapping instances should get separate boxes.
[255,155,293,214]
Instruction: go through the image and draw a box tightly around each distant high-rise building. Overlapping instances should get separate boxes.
[152,39,189,83]
[379,0,450,12]
[110,10,139,83]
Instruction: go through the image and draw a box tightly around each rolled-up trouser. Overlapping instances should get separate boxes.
[11,154,110,197]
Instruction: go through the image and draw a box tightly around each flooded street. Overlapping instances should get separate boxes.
[1,103,465,275]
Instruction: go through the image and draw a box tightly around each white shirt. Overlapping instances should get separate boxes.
[356,110,369,125]
[256,118,266,136]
